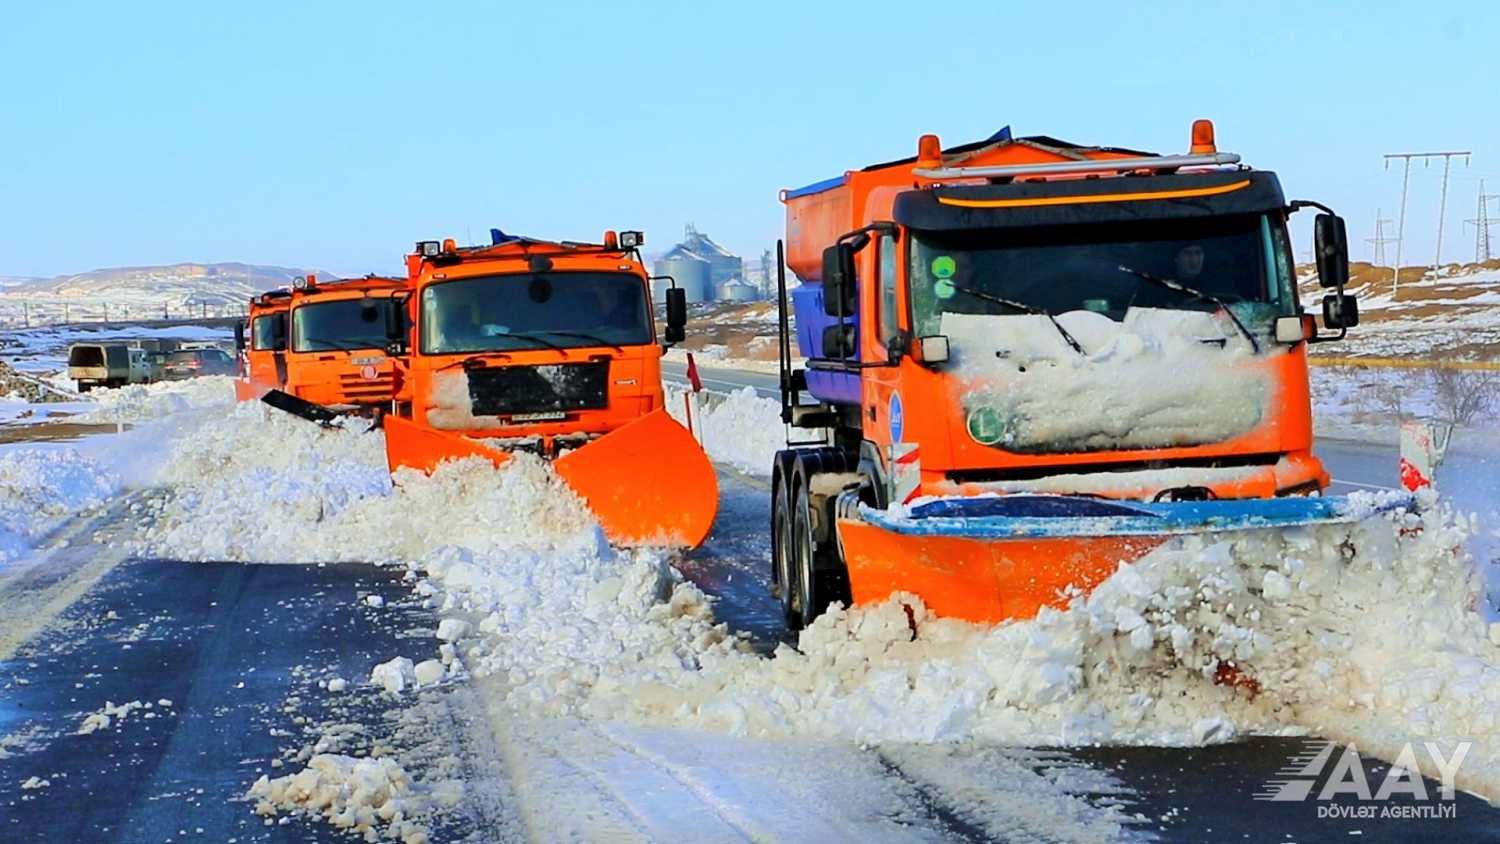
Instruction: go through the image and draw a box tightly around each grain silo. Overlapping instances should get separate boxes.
[718,279,758,302]
[654,246,712,304]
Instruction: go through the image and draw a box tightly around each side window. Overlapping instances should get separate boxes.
[877,234,900,345]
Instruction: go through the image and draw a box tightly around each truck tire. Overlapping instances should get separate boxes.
[772,478,799,629]
[784,449,856,632]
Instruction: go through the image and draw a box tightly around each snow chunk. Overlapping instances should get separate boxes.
[247,754,439,844]
[370,658,416,695]
[413,660,444,687]
[435,619,469,642]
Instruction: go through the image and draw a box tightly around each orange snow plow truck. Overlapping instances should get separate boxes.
[382,230,718,549]
[235,274,407,417]
[770,120,1401,629]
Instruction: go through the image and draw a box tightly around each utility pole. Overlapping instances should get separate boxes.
[1384,150,1471,291]
[1365,209,1397,267]
[1465,179,1499,263]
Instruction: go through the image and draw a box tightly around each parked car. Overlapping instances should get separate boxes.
[128,348,164,383]
[68,343,131,391]
[163,347,237,380]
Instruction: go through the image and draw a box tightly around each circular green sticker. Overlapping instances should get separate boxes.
[934,278,956,299]
[967,406,1006,446]
[931,255,956,278]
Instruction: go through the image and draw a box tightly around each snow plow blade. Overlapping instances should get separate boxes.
[260,388,343,427]
[234,379,269,403]
[838,494,1411,624]
[384,409,718,550]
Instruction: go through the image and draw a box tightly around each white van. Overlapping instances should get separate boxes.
[67,343,132,391]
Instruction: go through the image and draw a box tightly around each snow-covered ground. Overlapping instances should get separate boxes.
[3,359,1499,836]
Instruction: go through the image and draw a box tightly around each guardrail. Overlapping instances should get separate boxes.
[0,302,248,330]
[1310,356,1500,372]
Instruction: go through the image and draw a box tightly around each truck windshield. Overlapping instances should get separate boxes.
[909,213,1295,337]
[291,299,394,353]
[420,272,652,355]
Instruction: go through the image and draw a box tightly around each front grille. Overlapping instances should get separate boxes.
[467,362,609,417]
[337,372,396,399]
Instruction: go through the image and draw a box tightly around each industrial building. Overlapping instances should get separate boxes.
[652,224,751,304]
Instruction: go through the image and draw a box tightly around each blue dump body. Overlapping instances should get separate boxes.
[861,494,1414,539]
[790,281,863,404]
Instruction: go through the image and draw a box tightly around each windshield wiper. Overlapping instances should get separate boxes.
[298,338,384,353]
[527,329,625,353]
[947,283,1086,355]
[1115,265,1260,353]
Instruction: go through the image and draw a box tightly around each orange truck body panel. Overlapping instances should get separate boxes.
[385,237,718,549]
[237,292,291,401]
[781,129,1336,623]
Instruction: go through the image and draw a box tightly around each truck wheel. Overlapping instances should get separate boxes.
[790,481,820,631]
[772,478,799,630]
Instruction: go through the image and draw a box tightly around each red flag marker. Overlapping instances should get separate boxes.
[685,352,703,393]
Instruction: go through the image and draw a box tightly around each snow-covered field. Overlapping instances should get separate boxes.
[2,364,1499,836]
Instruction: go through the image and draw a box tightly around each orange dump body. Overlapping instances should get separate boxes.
[236,291,291,402]
[383,236,717,549]
[283,276,407,410]
[779,127,1342,623]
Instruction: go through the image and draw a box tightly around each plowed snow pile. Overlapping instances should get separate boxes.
[78,375,235,423]
[130,402,1500,801]
[0,448,120,565]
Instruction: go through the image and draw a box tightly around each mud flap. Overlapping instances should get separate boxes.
[555,409,718,549]
[261,389,343,427]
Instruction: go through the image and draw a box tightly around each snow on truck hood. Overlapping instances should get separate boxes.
[942,307,1271,453]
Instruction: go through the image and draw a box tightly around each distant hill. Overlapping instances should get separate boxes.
[0,262,326,308]
[1299,260,1500,359]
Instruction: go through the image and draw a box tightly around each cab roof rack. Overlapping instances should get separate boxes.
[913,151,1241,181]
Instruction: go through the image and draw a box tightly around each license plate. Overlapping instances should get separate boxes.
[350,356,386,366]
[509,411,567,422]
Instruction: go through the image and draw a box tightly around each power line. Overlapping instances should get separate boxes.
[1384,150,1472,290]
[1365,209,1398,267]
[1464,179,1499,263]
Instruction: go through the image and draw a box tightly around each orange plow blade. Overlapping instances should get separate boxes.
[555,409,718,549]
[838,493,1414,624]
[383,409,717,549]
[839,520,1161,623]
[234,379,269,403]
[383,413,512,474]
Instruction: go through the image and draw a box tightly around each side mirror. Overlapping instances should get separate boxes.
[821,242,858,317]
[270,313,288,351]
[1322,294,1359,330]
[233,321,246,352]
[1314,213,1349,289]
[664,287,687,344]
[821,322,856,359]
[384,298,407,340]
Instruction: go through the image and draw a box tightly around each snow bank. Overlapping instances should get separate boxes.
[0,447,120,565]
[666,385,782,476]
[77,375,235,423]
[130,390,1500,800]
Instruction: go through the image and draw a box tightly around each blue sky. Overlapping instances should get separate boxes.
[1,0,1496,277]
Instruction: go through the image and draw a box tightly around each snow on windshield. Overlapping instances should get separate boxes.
[943,308,1271,452]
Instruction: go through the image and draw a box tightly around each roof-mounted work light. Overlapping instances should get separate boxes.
[619,230,644,249]
[416,241,441,257]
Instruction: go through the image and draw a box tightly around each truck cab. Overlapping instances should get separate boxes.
[283,275,406,410]
[390,231,679,450]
